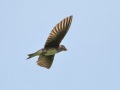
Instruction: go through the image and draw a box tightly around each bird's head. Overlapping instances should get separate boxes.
[59,45,67,51]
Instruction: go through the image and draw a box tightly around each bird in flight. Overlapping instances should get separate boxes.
[27,15,73,69]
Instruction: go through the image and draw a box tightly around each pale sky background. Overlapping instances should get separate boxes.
[0,0,120,90]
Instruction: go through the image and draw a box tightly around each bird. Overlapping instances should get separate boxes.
[27,15,73,69]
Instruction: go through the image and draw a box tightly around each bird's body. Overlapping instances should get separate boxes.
[27,45,66,59]
[27,15,73,69]
[42,48,59,56]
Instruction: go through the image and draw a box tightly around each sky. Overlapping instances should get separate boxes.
[0,0,120,90]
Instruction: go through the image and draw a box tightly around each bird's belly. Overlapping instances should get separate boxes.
[44,49,58,55]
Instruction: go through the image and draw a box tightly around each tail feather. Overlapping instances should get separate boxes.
[27,49,43,59]
[27,53,36,59]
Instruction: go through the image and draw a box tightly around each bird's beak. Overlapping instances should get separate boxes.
[64,48,67,51]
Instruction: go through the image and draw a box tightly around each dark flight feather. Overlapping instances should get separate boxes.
[44,16,73,48]
[37,55,55,69]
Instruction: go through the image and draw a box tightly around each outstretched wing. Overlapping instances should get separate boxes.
[44,15,73,48]
[37,55,55,69]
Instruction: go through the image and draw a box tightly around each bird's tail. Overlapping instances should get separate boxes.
[27,49,43,59]
[27,53,37,59]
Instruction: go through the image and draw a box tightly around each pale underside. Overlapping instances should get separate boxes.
[44,49,59,56]
[36,48,60,56]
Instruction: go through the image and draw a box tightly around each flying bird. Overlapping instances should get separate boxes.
[27,15,73,69]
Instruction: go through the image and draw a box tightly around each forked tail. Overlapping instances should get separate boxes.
[27,53,36,59]
[27,49,43,59]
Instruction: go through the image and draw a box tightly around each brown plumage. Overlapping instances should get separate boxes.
[44,16,73,48]
[37,55,55,69]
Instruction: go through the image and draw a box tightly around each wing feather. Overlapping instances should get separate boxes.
[37,55,55,69]
[44,15,73,48]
